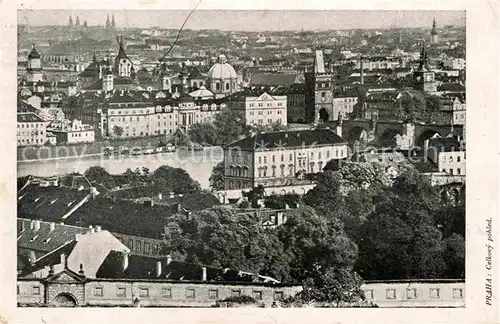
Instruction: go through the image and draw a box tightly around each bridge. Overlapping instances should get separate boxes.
[328,119,464,148]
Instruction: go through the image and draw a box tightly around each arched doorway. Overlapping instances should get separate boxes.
[318,108,330,124]
[54,293,78,307]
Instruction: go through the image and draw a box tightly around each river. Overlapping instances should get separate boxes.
[17,147,224,189]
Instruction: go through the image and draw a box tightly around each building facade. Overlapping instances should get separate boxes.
[224,128,348,190]
[426,137,466,176]
[17,112,52,146]
[48,119,95,144]
[26,43,43,82]
[229,92,287,126]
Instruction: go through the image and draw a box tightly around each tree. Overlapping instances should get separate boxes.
[299,267,365,305]
[213,109,250,145]
[152,166,201,194]
[163,206,290,281]
[277,206,359,282]
[243,185,266,208]
[443,233,465,278]
[209,162,225,191]
[112,125,124,137]
[188,122,219,146]
[84,166,115,189]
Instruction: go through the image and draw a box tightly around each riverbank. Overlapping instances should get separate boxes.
[18,136,166,161]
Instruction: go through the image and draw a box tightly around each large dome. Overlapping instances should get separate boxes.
[207,54,237,80]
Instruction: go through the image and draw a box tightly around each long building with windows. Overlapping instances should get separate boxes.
[223,127,348,190]
[228,91,287,126]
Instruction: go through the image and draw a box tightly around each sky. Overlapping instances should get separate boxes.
[18,10,466,31]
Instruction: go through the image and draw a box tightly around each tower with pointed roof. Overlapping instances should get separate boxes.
[102,58,114,92]
[69,16,73,27]
[430,17,438,44]
[114,36,133,78]
[106,14,110,28]
[413,44,436,93]
[111,14,116,29]
[26,43,43,82]
[76,16,80,27]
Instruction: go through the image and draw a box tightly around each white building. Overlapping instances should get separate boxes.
[229,92,287,126]
[426,136,465,176]
[17,112,52,146]
[224,128,348,190]
[49,119,95,144]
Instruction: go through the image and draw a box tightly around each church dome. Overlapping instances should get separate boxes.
[207,54,237,80]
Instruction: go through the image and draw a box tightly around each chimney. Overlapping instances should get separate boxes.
[30,220,35,230]
[201,267,207,281]
[277,211,284,225]
[156,260,162,277]
[20,221,26,232]
[34,220,41,232]
[49,222,55,232]
[122,252,129,271]
[95,225,102,232]
[60,253,66,267]
[158,193,163,200]
[166,254,172,265]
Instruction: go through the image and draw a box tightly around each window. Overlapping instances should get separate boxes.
[274,291,284,300]
[457,168,461,175]
[264,156,267,164]
[94,287,103,297]
[449,169,454,175]
[449,156,453,162]
[139,288,149,298]
[318,152,322,159]
[289,154,293,161]
[17,285,20,295]
[226,83,230,90]
[430,288,440,299]
[186,288,196,299]
[32,286,40,295]
[117,287,126,297]
[407,288,417,299]
[386,289,397,299]
[281,155,284,162]
[209,289,219,299]
[253,291,263,300]
[336,149,339,157]
[231,290,241,297]
[259,156,262,164]
[216,83,220,90]
[453,288,463,298]
[162,288,172,298]
[457,156,461,162]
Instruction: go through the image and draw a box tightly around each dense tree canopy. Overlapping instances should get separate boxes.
[209,162,225,191]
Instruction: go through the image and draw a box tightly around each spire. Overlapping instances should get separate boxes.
[83,20,88,28]
[418,43,428,71]
[111,14,116,28]
[69,16,73,27]
[106,14,110,28]
[76,16,80,27]
[431,17,438,36]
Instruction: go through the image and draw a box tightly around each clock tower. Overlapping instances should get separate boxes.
[413,44,436,93]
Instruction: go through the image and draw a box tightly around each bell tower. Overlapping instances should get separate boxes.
[413,44,436,93]
[27,43,43,82]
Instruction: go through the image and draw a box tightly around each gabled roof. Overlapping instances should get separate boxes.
[228,127,347,150]
[17,112,45,123]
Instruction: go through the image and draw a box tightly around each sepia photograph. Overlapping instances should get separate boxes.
[12,8,471,309]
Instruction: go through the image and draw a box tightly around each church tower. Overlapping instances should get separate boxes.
[69,16,73,27]
[114,36,133,78]
[106,14,110,28]
[102,59,114,92]
[413,44,436,93]
[430,17,438,44]
[76,16,80,27]
[111,14,116,29]
[26,43,43,82]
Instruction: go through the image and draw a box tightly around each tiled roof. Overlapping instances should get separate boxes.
[17,112,45,123]
[96,252,280,284]
[17,101,39,113]
[17,218,88,258]
[437,82,466,92]
[18,183,92,221]
[228,127,347,150]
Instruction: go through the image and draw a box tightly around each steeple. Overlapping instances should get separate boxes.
[418,43,428,71]
[431,17,437,35]
[83,20,88,28]
[76,16,80,27]
[111,14,116,29]
[69,16,73,27]
[106,14,110,28]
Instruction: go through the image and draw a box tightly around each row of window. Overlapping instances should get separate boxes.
[248,102,285,108]
[364,288,464,300]
[115,236,162,255]
[257,150,343,165]
[116,129,173,138]
[69,132,91,138]
[18,138,45,144]
[442,168,462,175]
[441,155,464,163]
[249,110,284,116]
[18,123,45,129]
[17,131,44,136]
[93,286,284,301]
